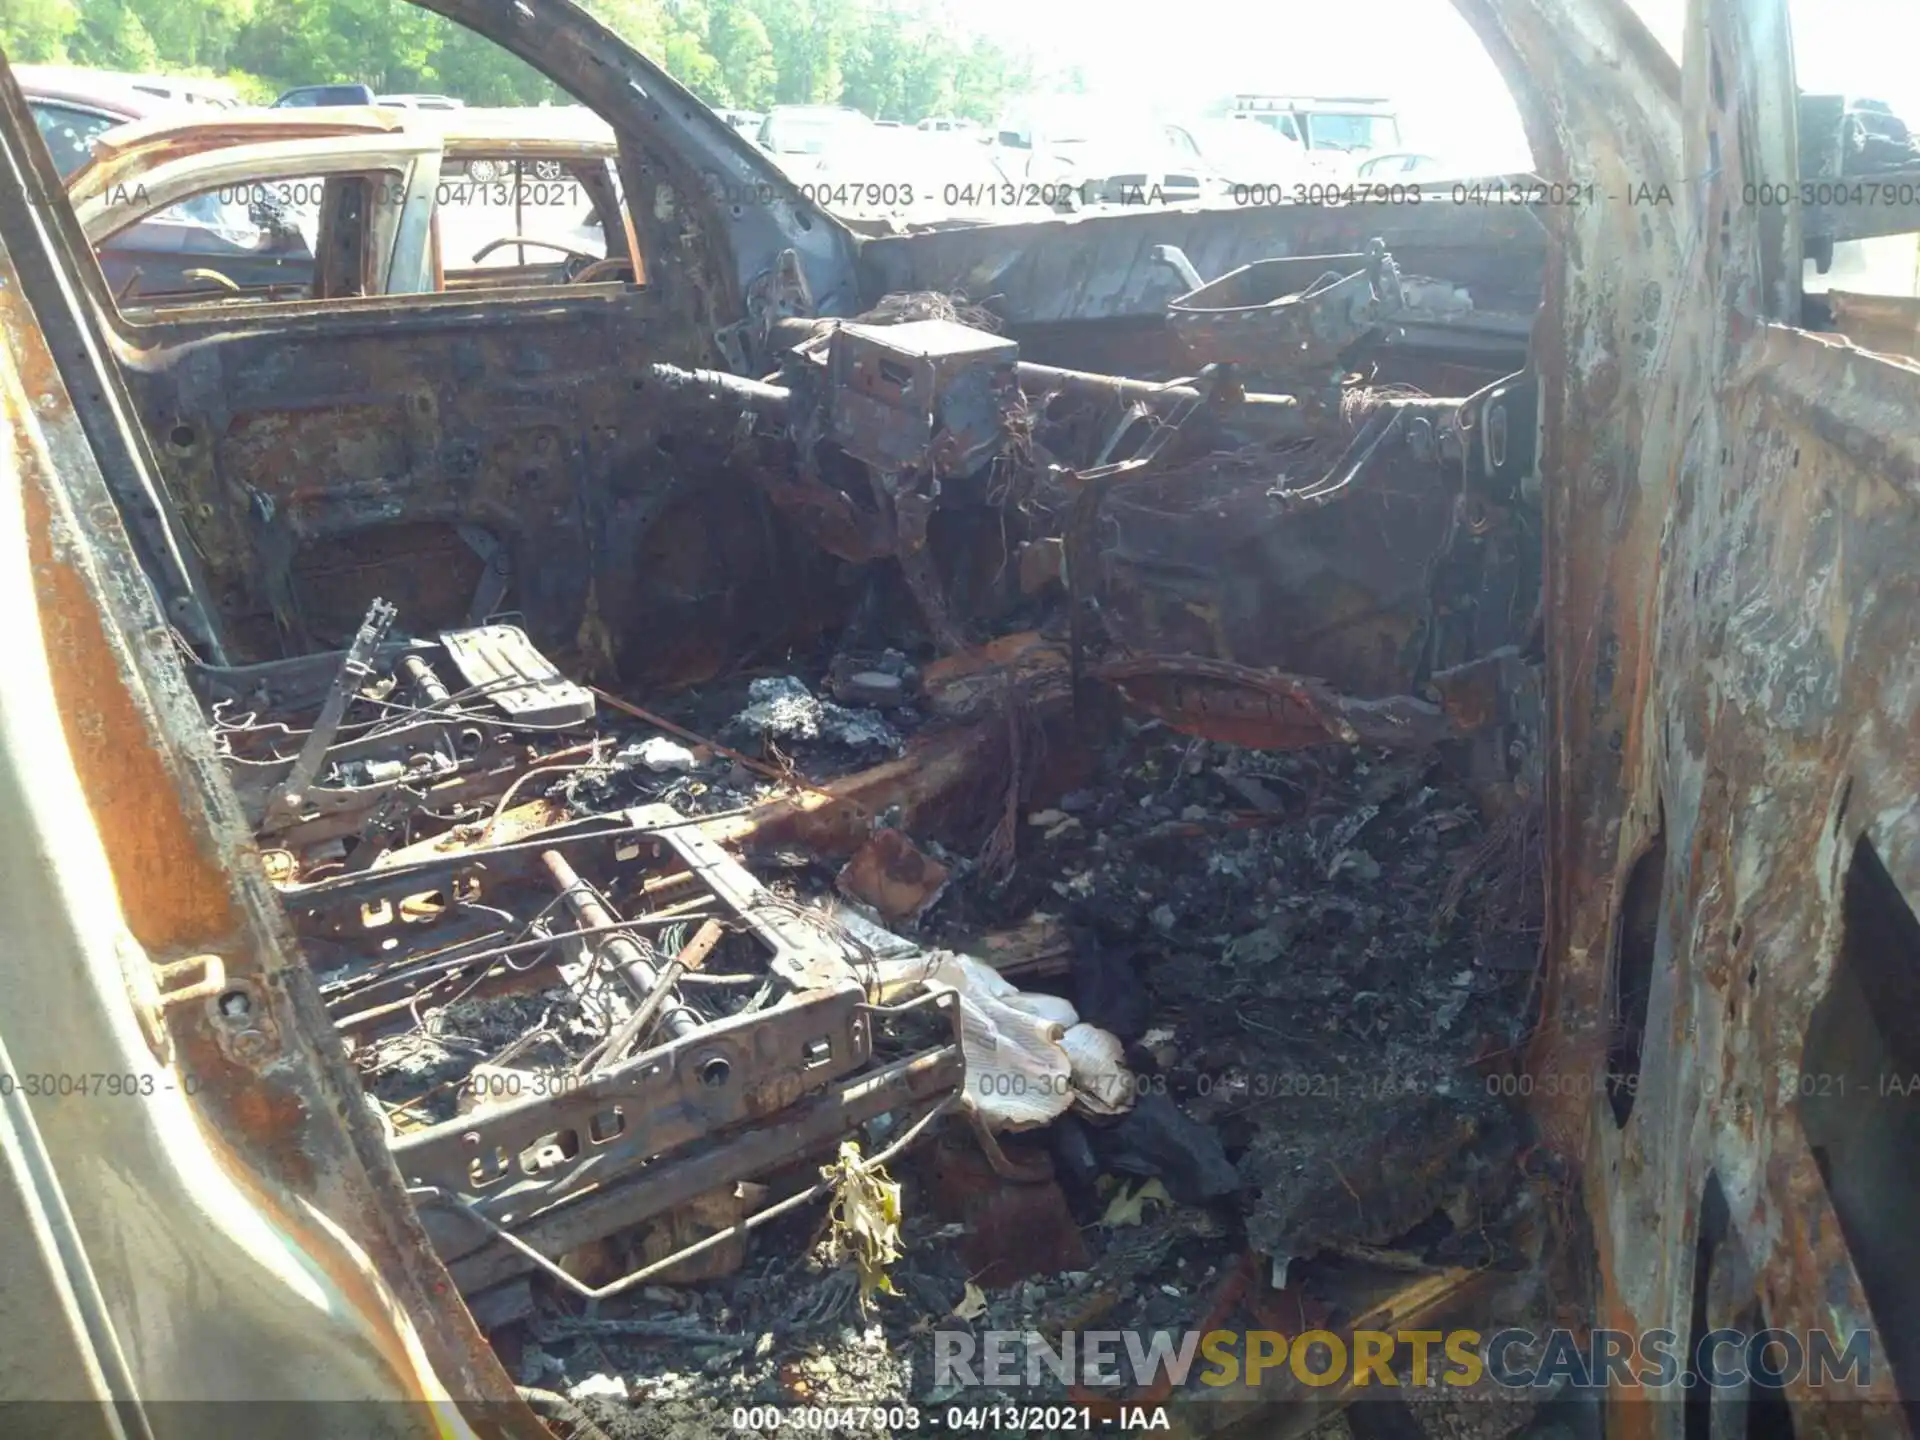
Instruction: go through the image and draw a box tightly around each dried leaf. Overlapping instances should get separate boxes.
[1101,1177,1171,1227]
[952,1281,989,1321]
[820,1139,904,1315]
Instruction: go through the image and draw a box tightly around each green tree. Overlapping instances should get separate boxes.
[0,0,81,62]
[581,0,670,64]
[429,17,558,104]
[127,0,254,69]
[748,0,848,104]
[233,0,438,90]
[68,0,162,69]
[708,5,775,110]
[952,33,1026,120]
[661,30,726,104]
[2,0,1032,135]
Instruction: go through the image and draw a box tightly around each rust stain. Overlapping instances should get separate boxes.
[18,452,239,957]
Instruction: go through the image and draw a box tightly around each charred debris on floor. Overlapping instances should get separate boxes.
[190,238,1552,1433]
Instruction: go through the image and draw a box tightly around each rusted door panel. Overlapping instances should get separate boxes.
[1607,326,1920,1422]
[1460,0,1917,1427]
[112,296,841,675]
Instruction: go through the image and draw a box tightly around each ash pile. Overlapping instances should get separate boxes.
[187,605,1550,1440]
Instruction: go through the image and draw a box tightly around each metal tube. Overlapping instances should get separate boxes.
[645,361,790,421]
[540,850,700,1042]
[759,317,1311,434]
[587,917,728,1073]
[400,653,450,706]
[1015,361,1311,438]
[266,598,396,825]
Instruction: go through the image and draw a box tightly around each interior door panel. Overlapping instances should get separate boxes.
[110,288,841,681]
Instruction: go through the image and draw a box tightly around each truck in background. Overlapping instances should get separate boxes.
[1227,94,1402,172]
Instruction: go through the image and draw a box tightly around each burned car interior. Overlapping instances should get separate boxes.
[2,0,1920,1437]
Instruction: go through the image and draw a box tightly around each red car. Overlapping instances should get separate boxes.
[17,64,238,176]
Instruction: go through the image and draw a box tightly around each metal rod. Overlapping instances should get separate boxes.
[645,361,791,421]
[417,1094,955,1302]
[286,805,765,900]
[328,911,725,1021]
[586,918,727,1074]
[718,323,1319,437]
[266,598,396,824]
[400,653,450,706]
[542,850,701,1042]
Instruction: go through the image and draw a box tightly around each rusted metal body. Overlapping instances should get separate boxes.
[1453,0,1915,1428]
[39,55,1539,689]
[1165,240,1405,392]
[0,51,538,1436]
[5,0,1919,1429]
[66,105,638,305]
[858,197,1545,388]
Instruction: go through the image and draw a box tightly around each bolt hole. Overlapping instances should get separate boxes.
[217,989,252,1019]
[698,1056,731,1087]
[169,423,195,448]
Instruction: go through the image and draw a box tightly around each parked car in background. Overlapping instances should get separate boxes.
[1355,151,1453,182]
[1227,94,1403,174]
[375,93,464,110]
[16,64,233,177]
[990,99,1211,209]
[755,104,873,159]
[1167,117,1318,197]
[273,83,378,108]
[717,108,764,136]
[916,115,978,134]
[71,127,441,304]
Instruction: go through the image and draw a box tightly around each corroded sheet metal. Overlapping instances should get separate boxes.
[111,302,847,679]
[1087,437,1459,699]
[68,109,410,209]
[863,200,1545,385]
[1462,0,1913,1427]
[1094,655,1457,750]
[859,194,1547,331]
[0,114,540,1435]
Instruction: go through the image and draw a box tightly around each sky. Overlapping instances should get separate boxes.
[1787,0,1920,116]
[949,0,1920,174]
[963,0,1533,171]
